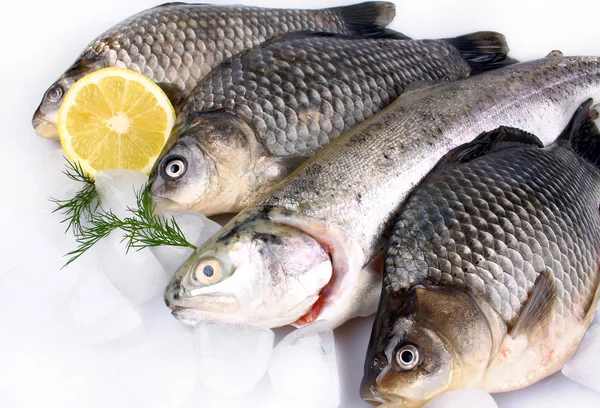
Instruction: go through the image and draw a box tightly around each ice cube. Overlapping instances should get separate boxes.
[261,398,318,408]
[116,332,195,408]
[34,149,84,210]
[95,169,148,219]
[562,324,600,393]
[68,269,142,344]
[194,322,274,395]
[150,209,221,275]
[268,320,340,408]
[98,229,168,305]
[425,389,497,408]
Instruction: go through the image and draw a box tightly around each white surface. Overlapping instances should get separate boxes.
[562,324,600,393]
[2,0,600,407]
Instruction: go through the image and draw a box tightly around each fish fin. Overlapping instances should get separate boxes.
[555,99,600,168]
[443,31,518,75]
[270,155,311,174]
[435,126,543,167]
[330,1,400,37]
[256,29,409,49]
[153,2,194,8]
[509,269,557,339]
[156,83,186,113]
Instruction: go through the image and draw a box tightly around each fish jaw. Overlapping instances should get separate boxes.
[164,215,333,328]
[362,285,501,407]
[31,102,58,140]
[32,116,59,139]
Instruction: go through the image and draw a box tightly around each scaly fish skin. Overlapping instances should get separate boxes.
[164,56,600,331]
[150,33,480,215]
[361,102,600,407]
[32,1,396,139]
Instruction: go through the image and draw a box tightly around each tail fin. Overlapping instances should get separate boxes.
[331,1,399,37]
[557,99,600,168]
[444,31,518,75]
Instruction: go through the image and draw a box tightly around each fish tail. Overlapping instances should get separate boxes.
[331,1,398,37]
[557,99,600,168]
[444,31,518,75]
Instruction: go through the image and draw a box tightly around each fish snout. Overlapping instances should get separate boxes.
[361,383,402,407]
[32,115,59,139]
[164,276,184,309]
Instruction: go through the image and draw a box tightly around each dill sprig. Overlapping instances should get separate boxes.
[120,187,198,251]
[50,159,99,234]
[63,209,125,267]
[55,166,198,267]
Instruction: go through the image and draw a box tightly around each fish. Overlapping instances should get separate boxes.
[149,31,513,216]
[360,100,600,407]
[163,56,600,330]
[32,1,397,139]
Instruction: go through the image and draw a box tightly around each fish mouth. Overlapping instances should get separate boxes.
[151,195,188,213]
[361,384,404,407]
[32,117,59,139]
[167,294,240,325]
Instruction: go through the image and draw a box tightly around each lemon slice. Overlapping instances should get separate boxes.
[58,67,175,177]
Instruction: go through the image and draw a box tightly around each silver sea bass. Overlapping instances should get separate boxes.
[164,56,600,330]
[32,1,396,139]
[361,101,600,407]
[150,31,512,215]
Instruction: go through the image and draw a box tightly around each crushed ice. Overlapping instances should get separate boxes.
[3,157,600,408]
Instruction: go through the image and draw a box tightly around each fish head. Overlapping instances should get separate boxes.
[32,57,101,139]
[164,214,332,327]
[361,285,495,407]
[149,111,258,216]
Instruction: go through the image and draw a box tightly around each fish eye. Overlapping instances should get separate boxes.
[191,257,223,286]
[46,86,63,101]
[161,156,187,180]
[395,344,422,371]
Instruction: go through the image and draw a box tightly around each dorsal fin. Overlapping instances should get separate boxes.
[556,99,600,169]
[443,31,518,75]
[509,269,557,339]
[153,2,192,8]
[435,126,543,168]
[253,29,409,49]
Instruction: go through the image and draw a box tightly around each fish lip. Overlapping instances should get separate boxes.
[361,385,403,407]
[32,118,59,139]
[168,293,240,323]
[151,195,189,212]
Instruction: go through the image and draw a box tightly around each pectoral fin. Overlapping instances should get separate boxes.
[509,269,557,339]
[157,83,186,112]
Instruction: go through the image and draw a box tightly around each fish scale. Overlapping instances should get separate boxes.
[178,35,468,156]
[33,1,397,139]
[85,5,364,94]
[386,146,600,324]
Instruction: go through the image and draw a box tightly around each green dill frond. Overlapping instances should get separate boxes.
[121,186,198,251]
[63,210,125,267]
[50,159,99,235]
[59,181,197,268]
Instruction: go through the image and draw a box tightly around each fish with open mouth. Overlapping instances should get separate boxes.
[361,100,600,407]
[164,56,600,330]
[149,31,513,216]
[32,1,397,139]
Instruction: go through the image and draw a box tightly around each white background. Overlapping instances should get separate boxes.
[2,0,600,407]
